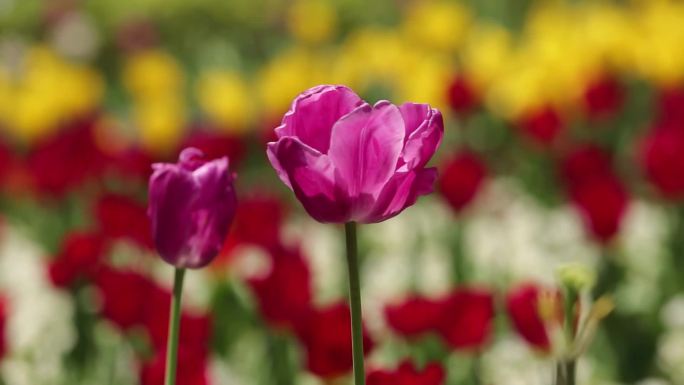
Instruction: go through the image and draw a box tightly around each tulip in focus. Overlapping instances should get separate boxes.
[267,85,443,224]
[148,147,236,385]
[268,84,442,385]
[148,147,237,269]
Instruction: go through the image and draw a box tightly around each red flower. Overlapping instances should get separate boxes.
[368,360,446,385]
[506,284,556,352]
[296,302,374,379]
[570,175,629,242]
[27,117,107,197]
[107,147,156,183]
[559,145,613,187]
[384,296,443,339]
[641,127,684,199]
[140,345,208,385]
[437,287,494,351]
[248,246,312,330]
[137,282,212,354]
[517,105,565,145]
[446,74,478,116]
[93,268,154,330]
[657,87,684,128]
[48,232,108,288]
[228,194,287,249]
[179,130,245,167]
[438,151,487,213]
[0,140,19,191]
[95,193,153,249]
[582,74,624,121]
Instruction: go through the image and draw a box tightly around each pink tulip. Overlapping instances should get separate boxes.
[267,85,443,223]
[148,148,237,268]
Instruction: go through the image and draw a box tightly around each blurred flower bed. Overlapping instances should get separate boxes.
[1,0,684,384]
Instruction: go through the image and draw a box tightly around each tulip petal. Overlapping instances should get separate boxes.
[399,103,444,171]
[270,137,351,222]
[276,85,364,153]
[328,101,405,208]
[361,167,437,223]
[183,158,236,268]
[148,165,197,266]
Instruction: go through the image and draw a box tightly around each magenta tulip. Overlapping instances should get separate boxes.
[148,147,236,269]
[267,85,443,223]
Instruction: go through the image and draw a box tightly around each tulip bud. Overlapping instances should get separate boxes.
[148,147,237,268]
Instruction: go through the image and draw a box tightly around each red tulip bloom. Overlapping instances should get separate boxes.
[27,117,107,197]
[384,296,443,339]
[180,130,246,168]
[582,74,624,121]
[446,74,478,116]
[48,232,108,288]
[107,146,156,183]
[438,151,487,213]
[93,268,154,330]
[248,246,312,330]
[437,287,494,351]
[517,105,565,146]
[641,127,684,199]
[506,284,559,352]
[95,193,153,249]
[570,175,629,242]
[296,302,374,379]
[559,145,613,187]
[228,194,287,249]
[657,86,684,128]
[368,360,446,385]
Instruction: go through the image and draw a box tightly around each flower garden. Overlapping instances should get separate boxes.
[1,0,684,384]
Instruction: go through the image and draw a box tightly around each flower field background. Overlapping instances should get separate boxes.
[1,0,684,384]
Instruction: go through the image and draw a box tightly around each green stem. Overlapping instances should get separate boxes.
[344,222,365,385]
[557,287,578,385]
[451,221,467,284]
[165,268,186,385]
[555,361,576,385]
[471,354,482,385]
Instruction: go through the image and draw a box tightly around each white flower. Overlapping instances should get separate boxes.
[0,226,76,385]
[464,178,599,287]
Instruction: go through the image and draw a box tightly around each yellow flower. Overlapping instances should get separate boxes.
[461,23,512,91]
[578,2,635,73]
[631,1,684,86]
[123,49,183,99]
[257,47,328,117]
[134,97,186,155]
[335,28,406,91]
[0,46,103,143]
[395,53,452,112]
[402,0,472,52]
[287,0,337,45]
[196,70,253,134]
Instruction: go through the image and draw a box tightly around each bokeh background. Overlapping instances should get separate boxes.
[1,0,684,384]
